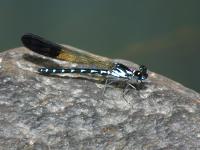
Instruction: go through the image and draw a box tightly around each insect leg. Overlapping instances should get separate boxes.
[102,79,116,96]
[122,84,131,104]
[122,82,137,104]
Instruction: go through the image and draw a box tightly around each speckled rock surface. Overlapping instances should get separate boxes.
[0,47,200,150]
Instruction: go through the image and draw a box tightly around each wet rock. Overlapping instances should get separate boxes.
[0,46,200,150]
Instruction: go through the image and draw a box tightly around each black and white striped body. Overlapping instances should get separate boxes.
[38,63,135,80]
[109,63,134,79]
[39,67,110,76]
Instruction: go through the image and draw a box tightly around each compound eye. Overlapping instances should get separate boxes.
[136,71,141,76]
[135,70,148,80]
[134,71,142,78]
[139,65,147,73]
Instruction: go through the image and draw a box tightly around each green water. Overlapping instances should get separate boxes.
[0,0,199,92]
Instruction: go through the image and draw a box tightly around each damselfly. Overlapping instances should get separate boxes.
[21,33,148,98]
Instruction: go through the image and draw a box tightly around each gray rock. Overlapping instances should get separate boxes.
[0,46,200,150]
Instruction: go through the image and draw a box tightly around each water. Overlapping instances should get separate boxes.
[0,0,199,92]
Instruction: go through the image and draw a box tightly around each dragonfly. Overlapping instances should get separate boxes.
[21,33,148,98]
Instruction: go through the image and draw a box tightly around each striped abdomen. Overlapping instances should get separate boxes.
[38,68,110,76]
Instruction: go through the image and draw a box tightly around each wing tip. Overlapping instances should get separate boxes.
[21,33,62,58]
